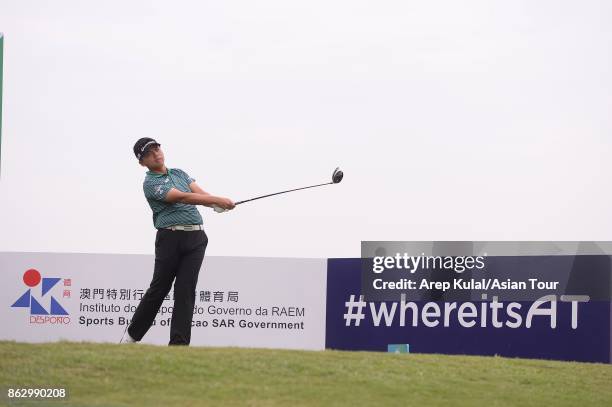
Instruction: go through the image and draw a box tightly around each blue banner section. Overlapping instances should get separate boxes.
[326,258,611,364]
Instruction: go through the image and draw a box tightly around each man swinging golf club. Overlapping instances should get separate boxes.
[120,138,235,345]
[121,138,342,345]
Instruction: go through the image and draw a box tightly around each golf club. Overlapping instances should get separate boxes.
[212,167,344,213]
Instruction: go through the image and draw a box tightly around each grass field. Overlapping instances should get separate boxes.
[0,341,611,406]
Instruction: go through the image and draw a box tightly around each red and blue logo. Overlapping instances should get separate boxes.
[11,269,69,320]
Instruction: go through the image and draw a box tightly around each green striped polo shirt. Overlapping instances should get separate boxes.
[143,167,203,229]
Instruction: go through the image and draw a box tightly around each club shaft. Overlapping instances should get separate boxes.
[235,182,333,205]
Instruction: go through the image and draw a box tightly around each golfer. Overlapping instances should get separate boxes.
[120,137,235,345]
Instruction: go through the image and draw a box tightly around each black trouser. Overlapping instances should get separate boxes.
[128,228,208,345]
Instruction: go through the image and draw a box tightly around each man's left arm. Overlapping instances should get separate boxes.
[181,169,215,207]
[189,181,210,196]
[189,181,216,208]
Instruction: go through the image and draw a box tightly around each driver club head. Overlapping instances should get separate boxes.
[332,167,344,184]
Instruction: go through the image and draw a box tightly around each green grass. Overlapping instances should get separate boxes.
[0,341,611,406]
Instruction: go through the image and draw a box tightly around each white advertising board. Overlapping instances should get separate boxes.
[1,252,327,350]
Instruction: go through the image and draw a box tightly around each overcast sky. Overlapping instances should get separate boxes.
[0,1,610,258]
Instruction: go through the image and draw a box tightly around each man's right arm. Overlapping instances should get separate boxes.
[165,188,234,209]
